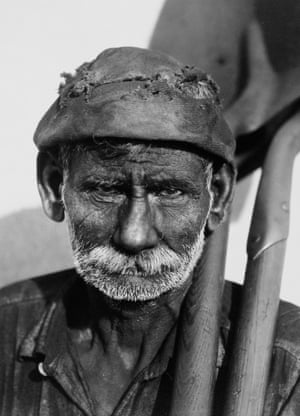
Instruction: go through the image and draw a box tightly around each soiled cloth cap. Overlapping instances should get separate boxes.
[34,47,235,165]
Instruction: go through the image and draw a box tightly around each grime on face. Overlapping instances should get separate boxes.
[61,142,213,302]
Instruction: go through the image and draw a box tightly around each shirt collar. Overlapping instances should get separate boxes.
[18,274,75,361]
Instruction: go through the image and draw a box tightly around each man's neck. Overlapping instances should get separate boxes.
[86,282,190,375]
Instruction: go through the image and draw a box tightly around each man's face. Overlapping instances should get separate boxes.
[61,143,213,302]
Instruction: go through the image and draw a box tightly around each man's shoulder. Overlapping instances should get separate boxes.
[275,298,300,357]
[0,269,77,360]
[0,268,76,310]
[226,280,300,358]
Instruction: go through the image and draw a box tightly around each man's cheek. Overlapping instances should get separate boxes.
[70,207,119,247]
[170,227,202,251]
[161,218,204,251]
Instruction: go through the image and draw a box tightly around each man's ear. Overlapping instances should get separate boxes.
[37,151,65,222]
[206,163,236,232]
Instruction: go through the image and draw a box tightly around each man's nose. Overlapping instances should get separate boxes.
[113,196,159,253]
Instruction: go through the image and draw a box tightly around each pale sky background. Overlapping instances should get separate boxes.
[1,0,300,304]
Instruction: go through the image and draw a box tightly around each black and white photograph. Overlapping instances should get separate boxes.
[1,1,300,414]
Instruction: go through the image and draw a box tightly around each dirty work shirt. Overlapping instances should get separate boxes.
[1,269,300,415]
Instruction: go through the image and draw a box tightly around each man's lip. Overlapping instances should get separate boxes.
[108,272,159,280]
[101,266,176,277]
[125,268,137,277]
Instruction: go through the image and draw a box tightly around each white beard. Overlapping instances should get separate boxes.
[68,224,206,302]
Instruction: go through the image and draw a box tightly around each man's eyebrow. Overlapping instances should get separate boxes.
[78,173,127,188]
[145,176,200,192]
[80,171,127,182]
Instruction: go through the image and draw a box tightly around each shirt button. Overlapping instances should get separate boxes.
[38,362,47,377]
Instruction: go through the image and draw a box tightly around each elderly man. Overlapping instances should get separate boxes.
[1,47,300,416]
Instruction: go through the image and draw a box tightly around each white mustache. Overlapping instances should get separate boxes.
[71,227,206,301]
[74,244,185,277]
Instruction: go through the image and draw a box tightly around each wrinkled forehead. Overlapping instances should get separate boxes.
[63,140,211,180]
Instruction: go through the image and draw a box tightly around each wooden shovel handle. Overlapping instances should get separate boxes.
[221,112,300,416]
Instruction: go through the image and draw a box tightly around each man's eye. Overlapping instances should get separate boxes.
[154,188,184,198]
[82,182,124,197]
[85,182,113,191]
[98,184,119,194]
